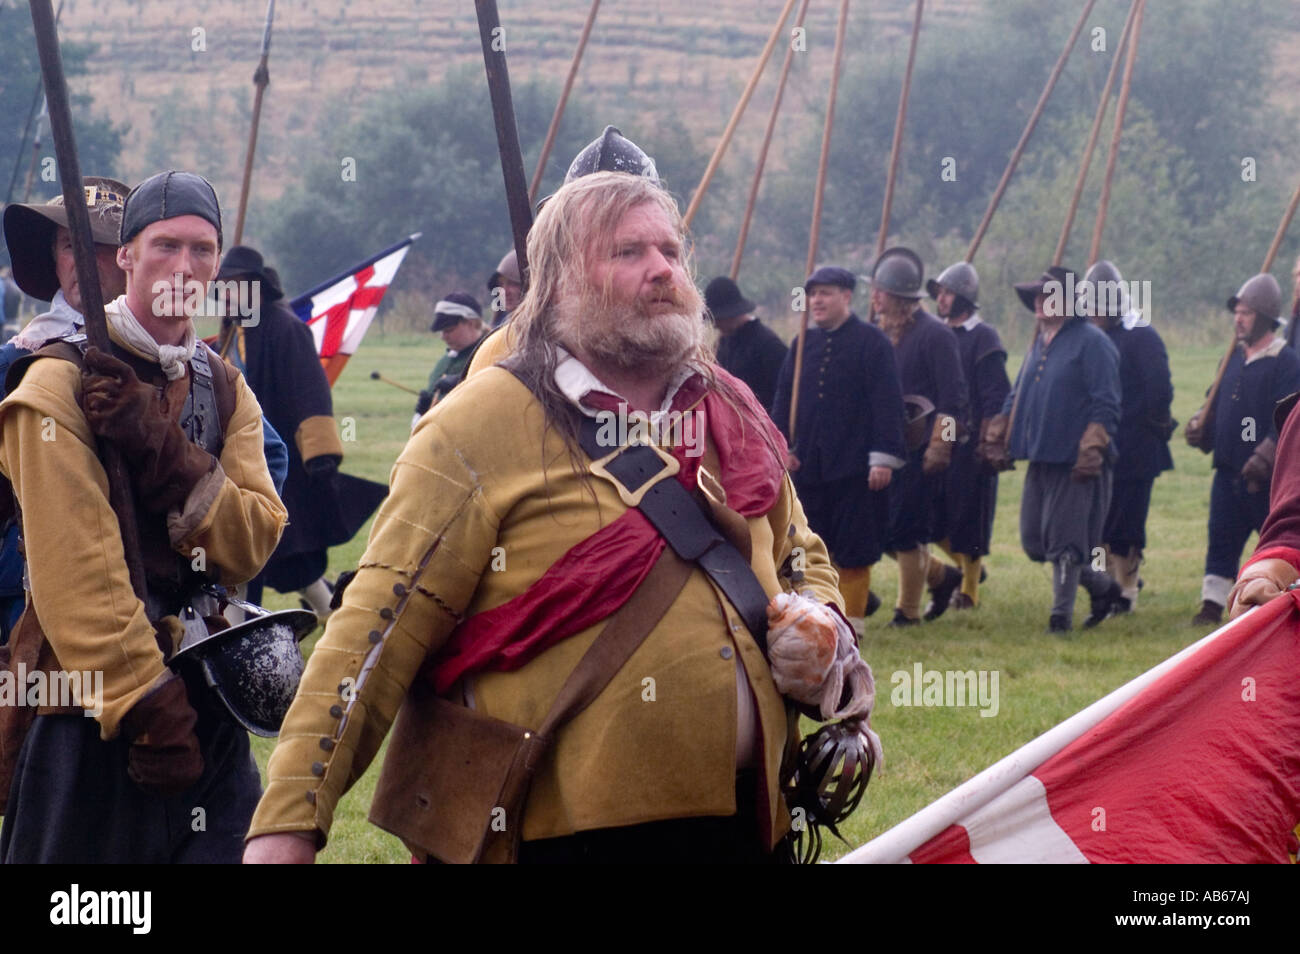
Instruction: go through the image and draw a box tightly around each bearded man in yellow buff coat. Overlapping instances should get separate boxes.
[0,170,286,862]
[244,170,883,864]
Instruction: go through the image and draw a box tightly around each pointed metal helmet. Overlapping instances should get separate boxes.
[1227,273,1282,322]
[564,125,660,185]
[870,246,925,300]
[925,260,979,306]
[1080,260,1126,320]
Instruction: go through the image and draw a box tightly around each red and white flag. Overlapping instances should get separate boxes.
[841,592,1300,864]
[290,233,420,385]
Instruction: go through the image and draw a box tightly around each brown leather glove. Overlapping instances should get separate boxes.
[1228,557,1298,618]
[976,414,1014,473]
[1241,436,1277,493]
[81,347,217,512]
[922,414,956,475]
[119,673,204,796]
[1072,421,1110,482]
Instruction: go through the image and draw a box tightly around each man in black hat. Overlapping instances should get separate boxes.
[413,292,488,426]
[0,170,286,861]
[980,266,1120,634]
[706,276,787,413]
[216,244,354,620]
[1078,260,1174,619]
[1184,272,1300,625]
[772,265,906,621]
[927,261,1009,612]
[870,247,968,626]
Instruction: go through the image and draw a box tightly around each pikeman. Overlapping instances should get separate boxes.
[412,292,488,426]
[927,261,1009,611]
[1078,260,1174,619]
[1185,273,1300,625]
[244,170,881,864]
[486,249,522,329]
[706,275,787,413]
[980,266,1121,634]
[870,247,968,626]
[0,171,286,862]
[773,266,907,621]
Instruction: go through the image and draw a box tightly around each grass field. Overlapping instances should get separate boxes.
[238,332,1229,863]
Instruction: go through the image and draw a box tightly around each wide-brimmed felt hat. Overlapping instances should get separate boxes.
[703,276,756,322]
[217,244,285,300]
[1014,265,1076,313]
[2,176,129,301]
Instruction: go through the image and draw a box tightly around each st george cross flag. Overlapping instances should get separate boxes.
[840,591,1300,864]
[290,233,420,385]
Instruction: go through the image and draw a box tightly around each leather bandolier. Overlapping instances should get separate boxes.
[0,337,236,811]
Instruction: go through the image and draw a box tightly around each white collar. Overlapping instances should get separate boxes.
[11,289,84,351]
[956,314,982,330]
[1244,336,1287,365]
[554,346,698,420]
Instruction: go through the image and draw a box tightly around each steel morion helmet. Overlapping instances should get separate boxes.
[926,260,979,306]
[1228,273,1283,323]
[870,246,925,300]
[564,125,660,185]
[171,600,317,737]
[1080,260,1126,320]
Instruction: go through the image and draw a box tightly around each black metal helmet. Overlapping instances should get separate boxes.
[870,246,925,300]
[171,602,317,737]
[564,125,660,185]
[1228,273,1282,323]
[1080,260,1126,320]
[781,719,877,864]
[926,260,979,306]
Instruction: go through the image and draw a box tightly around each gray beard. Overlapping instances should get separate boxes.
[553,291,705,379]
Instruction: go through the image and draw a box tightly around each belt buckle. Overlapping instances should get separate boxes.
[589,440,681,508]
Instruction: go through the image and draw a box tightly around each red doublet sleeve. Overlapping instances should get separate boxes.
[1245,396,1300,575]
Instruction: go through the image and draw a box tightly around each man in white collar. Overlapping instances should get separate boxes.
[245,169,882,864]
[0,170,287,862]
[926,261,1009,613]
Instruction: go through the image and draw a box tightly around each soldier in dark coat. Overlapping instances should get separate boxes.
[217,246,347,617]
[870,248,968,626]
[1185,272,1300,625]
[705,276,787,413]
[1079,261,1174,616]
[772,266,906,620]
[927,261,1009,611]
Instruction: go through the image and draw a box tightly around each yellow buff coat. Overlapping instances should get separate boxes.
[249,366,842,849]
[0,320,287,738]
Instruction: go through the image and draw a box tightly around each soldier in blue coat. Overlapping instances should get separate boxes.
[1184,272,1300,625]
[773,266,906,620]
[1078,261,1174,619]
[927,261,1009,612]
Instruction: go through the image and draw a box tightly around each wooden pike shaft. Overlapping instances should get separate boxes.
[528,0,601,204]
[1262,175,1300,273]
[790,0,850,441]
[966,0,1096,262]
[28,0,146,599]
[732,0,813,280]
[682,0,798,230]
[1053,0,1139,267]
[370,371,420,396]
[476,0,533,291]
[1088,0,1144,267]
[875,0,925,260]
[233,0,276,247]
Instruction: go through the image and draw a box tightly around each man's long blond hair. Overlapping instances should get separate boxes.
[504,172,758,460]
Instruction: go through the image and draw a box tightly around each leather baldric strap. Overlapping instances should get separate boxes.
[574,415,771,655]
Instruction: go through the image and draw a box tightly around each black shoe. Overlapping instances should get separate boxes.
[866,591,882,617]
[1083,581,1125,628]
[923,565,963,621]
[1047,614,1071,635]
[889,609,921,627]
[1191,599,1223,626]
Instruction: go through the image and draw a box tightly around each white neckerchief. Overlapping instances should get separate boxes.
[12,289,84,351]
[106,295,196,380]
[553,346,697,421]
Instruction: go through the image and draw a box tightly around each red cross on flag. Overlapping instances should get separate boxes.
[839,590,1300,864]
[290,233,420,385]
